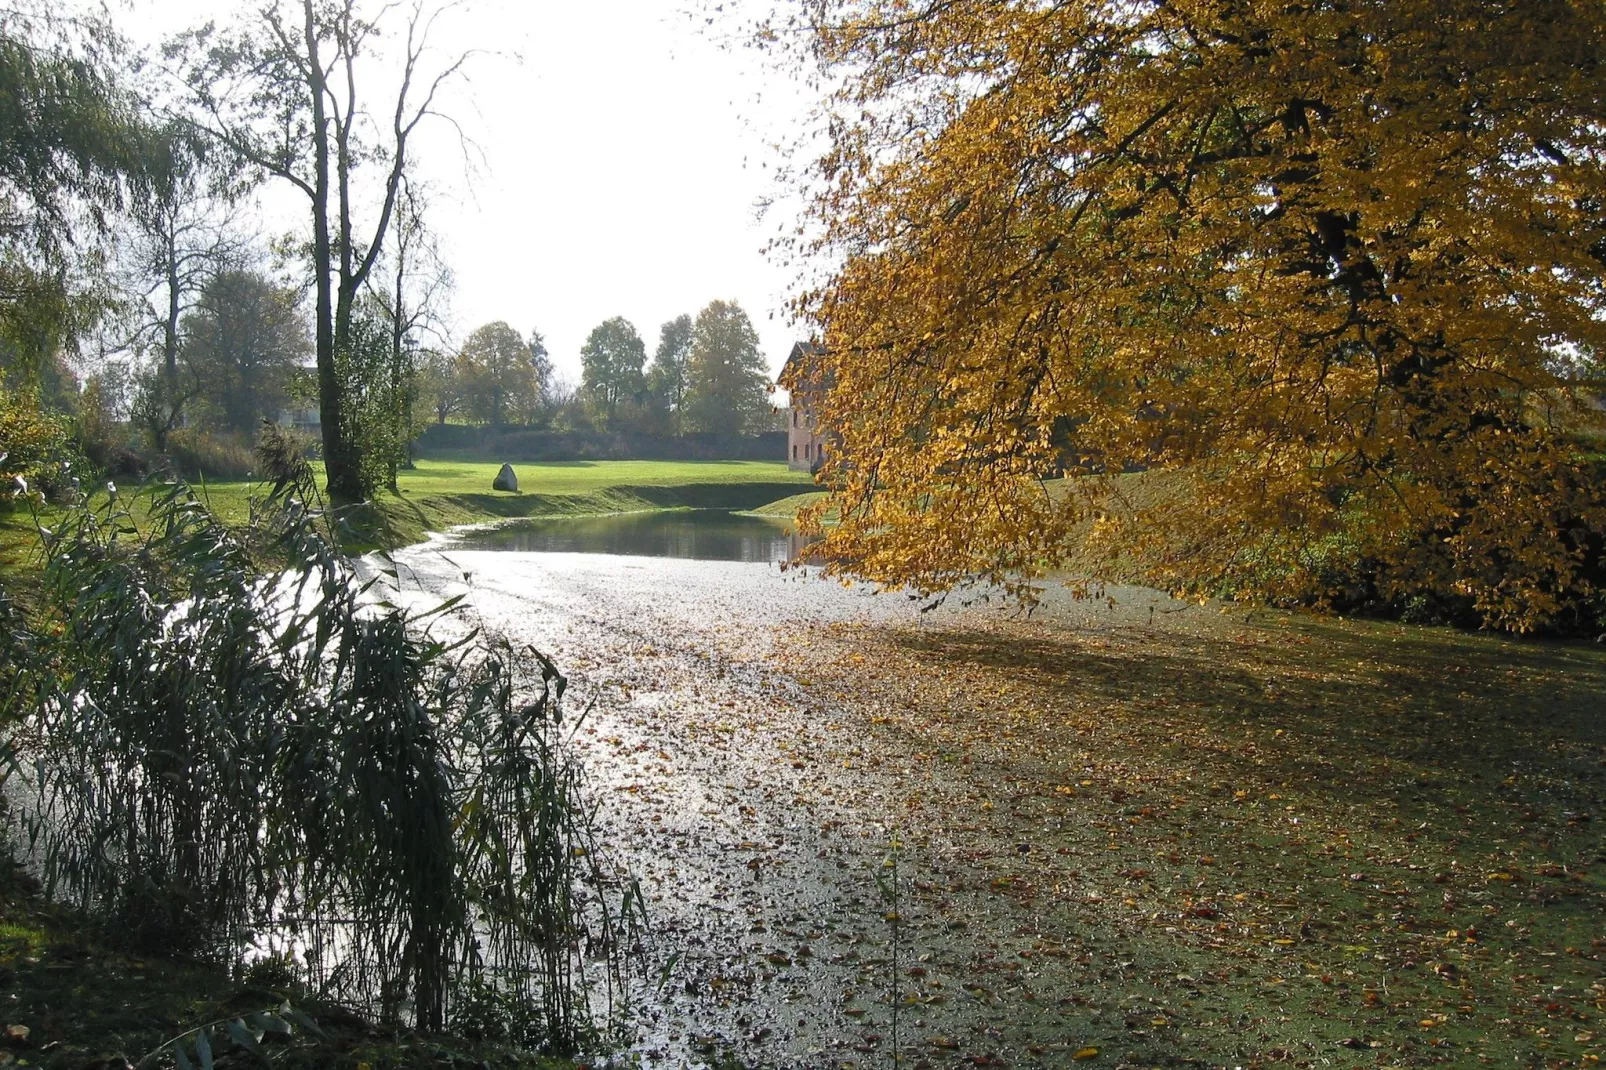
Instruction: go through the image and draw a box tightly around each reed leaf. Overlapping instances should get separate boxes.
[1,470,634,1048]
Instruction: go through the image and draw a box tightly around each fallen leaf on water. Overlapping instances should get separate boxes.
[1073,1047,1100,1060]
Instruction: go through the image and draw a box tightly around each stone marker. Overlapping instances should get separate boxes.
[492,463,518,492]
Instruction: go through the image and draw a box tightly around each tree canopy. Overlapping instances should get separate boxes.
[0,6,148,371]
[781,0,1606,633]
[180,268,309,435]
[458,320,540,429]
[647,314,693,433]
[580,316,646,429]
[684,300,771,436]
[168,0,473,501]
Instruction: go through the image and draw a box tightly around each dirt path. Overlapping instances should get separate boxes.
[389,544,1606,1070]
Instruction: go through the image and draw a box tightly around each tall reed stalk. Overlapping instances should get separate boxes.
[1,467,634,1049]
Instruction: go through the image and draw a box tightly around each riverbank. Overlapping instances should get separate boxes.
[0,853,581,1070]
[0,460,815,577]
[208,458,814,550]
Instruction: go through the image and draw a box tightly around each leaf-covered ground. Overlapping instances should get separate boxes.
[783,605,1606,1068]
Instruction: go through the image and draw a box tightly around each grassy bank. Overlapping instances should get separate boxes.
[0,460,815,571]
[743,490,828,519]
[190,459,814,549]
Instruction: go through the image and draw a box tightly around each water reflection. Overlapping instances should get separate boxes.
[446,509,815,563]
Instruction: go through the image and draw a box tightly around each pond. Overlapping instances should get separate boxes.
[442,508,814,563]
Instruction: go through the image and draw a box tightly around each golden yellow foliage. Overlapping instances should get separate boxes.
[778,0,1606,632]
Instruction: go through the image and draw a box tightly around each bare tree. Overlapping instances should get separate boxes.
[121,124,244,446]
[166,0,476,502]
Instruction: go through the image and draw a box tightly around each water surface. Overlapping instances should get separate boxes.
[445,508,812,563]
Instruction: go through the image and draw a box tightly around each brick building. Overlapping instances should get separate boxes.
[781,341,827,471]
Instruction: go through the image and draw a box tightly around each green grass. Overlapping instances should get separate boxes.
[743,490,828,519]
[355,459,813,549]
[193,459,810,537]
[392,459,809,497]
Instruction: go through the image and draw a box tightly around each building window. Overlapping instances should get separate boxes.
[792,444,798,460]
[805,443,811,459]
[792,410,798,428]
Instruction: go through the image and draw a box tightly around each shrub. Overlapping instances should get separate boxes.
[254,422,314,487]
[163,428,256,481]
[0,390,83,504]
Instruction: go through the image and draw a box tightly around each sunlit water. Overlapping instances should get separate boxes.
[381,523,1202,1069]
[442,509,815,563]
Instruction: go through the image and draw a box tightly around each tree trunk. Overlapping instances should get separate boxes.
[157,236,181,451]
[388,253,407,486]
[304,0,363,504]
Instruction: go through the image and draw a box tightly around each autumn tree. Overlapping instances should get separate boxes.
[459,320,539,429]
[778,0,1606,634]
[684,300,770,436]
[579,316,645,429]
[169,0,474,502]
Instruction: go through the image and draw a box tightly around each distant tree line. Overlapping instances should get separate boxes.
[0,0,784,510]
[414,300,777,439]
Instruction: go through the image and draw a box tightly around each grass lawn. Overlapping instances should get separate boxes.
[744,489,828,519]
[0,459,815,587]
[391,458,809,498]
[364,459,813,548]
[87,459,815,550]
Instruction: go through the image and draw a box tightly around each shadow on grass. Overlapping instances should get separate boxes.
[878,619,1606,812]
[814,613,1606,1062]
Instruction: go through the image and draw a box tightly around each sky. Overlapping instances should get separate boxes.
[128,0,815,390]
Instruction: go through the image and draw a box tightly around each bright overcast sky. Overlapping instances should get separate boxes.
[128,0,814,389]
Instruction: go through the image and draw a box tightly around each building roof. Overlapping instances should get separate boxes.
[779,341,823,386]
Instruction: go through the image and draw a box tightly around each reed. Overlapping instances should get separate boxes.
[3,466,632,1049]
